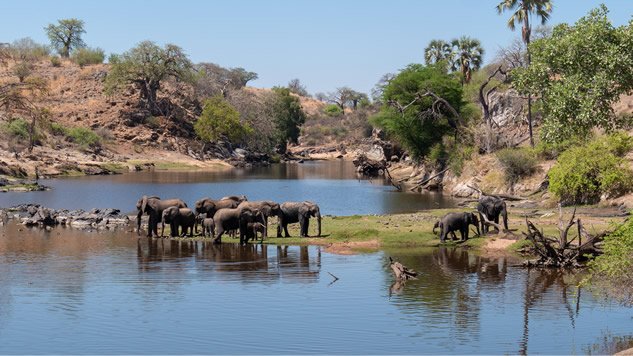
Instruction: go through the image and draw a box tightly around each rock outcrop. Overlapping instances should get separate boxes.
[1,204,129,230]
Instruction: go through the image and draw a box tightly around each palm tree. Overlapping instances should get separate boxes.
[451,36,484,84]
[497,0,553,147]
[424,39,452,65]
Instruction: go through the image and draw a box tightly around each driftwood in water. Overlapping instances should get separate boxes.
[389,257,418,280]
[353,153,385,176]
[523,205,606,268]
[410,168,449,191]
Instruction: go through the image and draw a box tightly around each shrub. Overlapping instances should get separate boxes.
[9,38,50,61]
[65,127,101,149]
[448,145,474,176]
[12,62,32,82]
[535,135,586,160]
[50,122,67,136]
[71,47,105,67]
[324,104,343,117]
[496,148,538,185]
[589,217,633,303]
[2,118,30,139]
[428,143,447,167]
[50,56,62,67]
[548,134,633,205]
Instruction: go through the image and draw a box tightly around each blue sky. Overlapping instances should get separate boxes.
[1,1,631,94]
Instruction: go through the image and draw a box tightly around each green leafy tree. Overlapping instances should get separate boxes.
[194,96,252,144]
[513,5,633,143]
[271,87,306,152]
[424,39,452,65]
[451,36,484,84]
[45,18,86,58]
[370,64,464,160]
[105,41,193,114]
[498,0,553,147]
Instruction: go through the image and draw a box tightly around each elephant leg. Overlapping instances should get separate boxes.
[284,224,290,238]
[213,228,224,244]
[440,227,446,243]
[277,223,283,238]
[304,218,310,237]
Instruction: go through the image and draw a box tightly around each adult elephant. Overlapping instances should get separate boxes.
[434,212,480,242]
[194,197,240,232]
[213,206,265,245]
[136,195,187,238]
[476,195,508,234]
[277,201,321,238]
[220,195,248,203]
[162,207,196,238]
[237,200,281,237]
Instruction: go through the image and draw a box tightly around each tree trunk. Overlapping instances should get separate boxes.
[524,6,534,147]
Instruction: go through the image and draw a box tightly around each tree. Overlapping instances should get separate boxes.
[497,0,553,147]
[288,78,309,97]
[194,63,257,98]
[513,5,633,143]
[451,36,484,84]
[327,87,367,111]
[271,87,306,152]
[0,77,49,152]
[194,96,252,144]
[45,18,86,58]
[424,39,452,65]
[370,64,464,160]
[105,41,193,114]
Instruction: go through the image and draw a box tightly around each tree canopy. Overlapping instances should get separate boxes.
[513,5,633,143]
[45,18,86,58]
[194,96,252,143]
[271,87,306,152]
[105,41,194,114]
[371,64,464,160]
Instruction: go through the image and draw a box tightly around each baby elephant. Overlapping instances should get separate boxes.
[201,217,215,238]
[246,222,267,243]
[436,212,480,243]
[162,207,195,238]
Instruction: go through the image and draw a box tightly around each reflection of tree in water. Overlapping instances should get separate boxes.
[136,239,321,285]
[386,247,508,344]
[517,268,583,355]
[583,331,633,355]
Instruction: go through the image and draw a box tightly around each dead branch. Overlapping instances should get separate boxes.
[389,257,418,281]
[410,168,449,191]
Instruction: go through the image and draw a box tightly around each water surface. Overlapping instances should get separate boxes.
[0,225,631,354]
[1,161,457,215]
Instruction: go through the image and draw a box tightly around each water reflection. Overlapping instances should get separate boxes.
[0,225,631,354]
[1,161,458,215]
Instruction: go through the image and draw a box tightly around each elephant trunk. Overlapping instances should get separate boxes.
[136,211,142,236]
[316,213,321,237]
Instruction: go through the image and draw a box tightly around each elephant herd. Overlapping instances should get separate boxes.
[434,195,509,243]
[136,195,322,245]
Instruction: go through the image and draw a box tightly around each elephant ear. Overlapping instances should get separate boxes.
[298,204,309,217]
[141,196,148,213]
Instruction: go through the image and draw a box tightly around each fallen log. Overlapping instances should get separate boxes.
[389,257,418,280]
[410,168,449,191]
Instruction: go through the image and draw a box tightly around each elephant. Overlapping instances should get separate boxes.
[435,212,480,243]
[277,201,321,238]
[194,197,240,232]
[136,195,187,238]
[245,222,266,243]
[201,217,215,238]
[476,195,508,234]
[433,220,457,240]
[162,207,196,238]
[220,195,248,203]
[237,200,281,237]
[212,206,265,245]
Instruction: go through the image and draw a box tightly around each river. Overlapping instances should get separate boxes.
[1,161,457,215]
[0,161,631,354]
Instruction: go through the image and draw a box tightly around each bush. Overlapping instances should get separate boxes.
[548,134,633,205]
[324,104,343,117]
[496,148,538,185]
[589,217,633,303]
[2,118,30,139]
[71,47,105,67]
[448,145,474,176]
[50,56,62,67]
[49,122,67,136]
[12,62,32,82]
[65,127,101,149]
[535,135,586,160]
[9,38,50,61]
